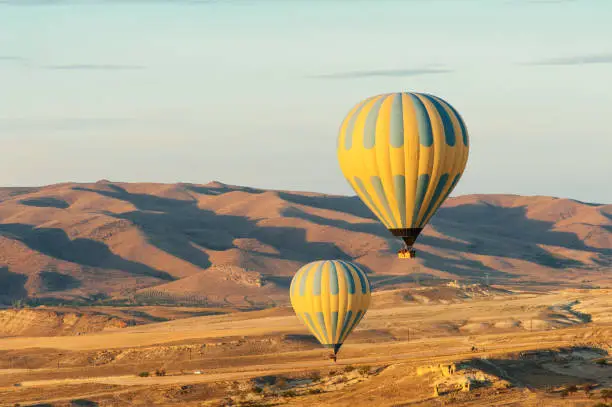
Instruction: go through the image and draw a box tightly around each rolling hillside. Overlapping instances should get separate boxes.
[0,181,609,306]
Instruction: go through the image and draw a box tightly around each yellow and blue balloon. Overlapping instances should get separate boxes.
[337,92,470,257]
[290,260,371,355]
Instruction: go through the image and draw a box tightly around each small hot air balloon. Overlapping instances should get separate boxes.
[337,92,469,259]
[290,260,371,362]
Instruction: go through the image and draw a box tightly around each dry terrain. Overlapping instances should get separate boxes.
[0,287,610,406]
[0,181,610,405]
[0,181,610,307]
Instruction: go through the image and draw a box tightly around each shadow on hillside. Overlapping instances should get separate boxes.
[282,334,320,347]
[19,197,70,209]
[277,195,612,281]
[30,271,81,292]
[602,211,612,233]
[75,184,352,270]
[430,203,611,262]
[0,267,27,303]
[58,185,610,285]
[465,346,608,390]
[282,206,389,239]
[0,224,173,281]
[277,191,377,220]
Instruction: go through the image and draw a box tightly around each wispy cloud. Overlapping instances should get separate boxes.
[44,64,145,71]
[0,55,27,64]
[527,53,612,66]
[309,68,453,79]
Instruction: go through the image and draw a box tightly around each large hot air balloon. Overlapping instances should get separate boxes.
[337,92,469,259]
[289,260,371,362]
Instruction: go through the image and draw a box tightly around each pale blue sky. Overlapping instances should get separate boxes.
[1,0,611,203]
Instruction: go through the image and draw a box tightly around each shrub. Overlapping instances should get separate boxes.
[252,386,263,394]
[595,358,608,366]
[343,365,355,373]
[308,388,323,394]
[138,371,149,377]
[154,368,166,377]
[310,372,321,382]
[282,390,297,398]
[358,366,370,375]
[567,384,578,395]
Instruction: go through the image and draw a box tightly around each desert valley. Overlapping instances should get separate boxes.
[0,181,609,406]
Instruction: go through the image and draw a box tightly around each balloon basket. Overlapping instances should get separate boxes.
[398,249,416,259]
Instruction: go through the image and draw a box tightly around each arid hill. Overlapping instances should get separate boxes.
[0,181,609,305]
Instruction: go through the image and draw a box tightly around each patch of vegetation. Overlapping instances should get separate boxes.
[358,365,371,375]
[343,365,355,373]
[566,384,578,395]
[154,368,166,377]
[584,383,596,395]
[137,371,149,377]
[595,358,608,366]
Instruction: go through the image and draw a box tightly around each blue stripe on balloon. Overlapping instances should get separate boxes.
[408,93,433,147]
[434,96,468,147]
[419,93,456,147]
[338,261,355,294]
[411,174,430,228]
[389,93,404,148]
[393,174,406,227]
[338,310,354,343]
[344,98,371,151]
[329,261,339,295]
[342,310,363,342]
[316,312,330,344]
[331,311,339,343]
[304,312,324,343]
[312,261,324,296]
[418,174,449,228]
[427,173,461,224]
[299,263,313,297]
[345,261,368,294]
[363,96,386,149]
[354,177,387,227]
[371,176,398,228]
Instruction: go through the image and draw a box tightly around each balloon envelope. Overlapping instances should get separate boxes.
[337,92,469,249]
[289,260,371,355]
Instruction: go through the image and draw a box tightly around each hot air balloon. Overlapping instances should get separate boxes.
[289,260,371,362]
[337,92,469,259]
